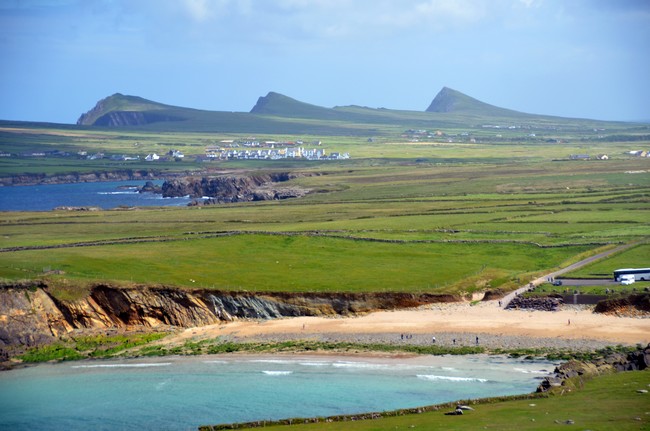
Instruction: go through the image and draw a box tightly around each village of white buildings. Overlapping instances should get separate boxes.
[141,139,350,162]
[0,138,350,162]
[200,139,350,161]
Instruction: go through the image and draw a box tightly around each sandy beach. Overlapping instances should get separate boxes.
[172,301,650,351]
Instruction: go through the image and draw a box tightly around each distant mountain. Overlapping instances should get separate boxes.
[75,88,631,134]
[250,92,334,118]
[426,87,524,117]
[77,93,185,126]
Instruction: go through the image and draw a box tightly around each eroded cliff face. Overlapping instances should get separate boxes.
[0,170,161,186]
[0,284,458,349]
[161,172,310,203]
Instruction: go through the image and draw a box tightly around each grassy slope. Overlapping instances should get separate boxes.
[226,370,650,431]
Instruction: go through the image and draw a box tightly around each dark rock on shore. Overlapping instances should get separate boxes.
[162,172,310,204]
[594,293,650,316]
[537,343,650,392]
[506,296,563,311]
[138,181,161,194]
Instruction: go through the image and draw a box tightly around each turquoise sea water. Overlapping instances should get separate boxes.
[0,354,556,431]
[0,180,191,211]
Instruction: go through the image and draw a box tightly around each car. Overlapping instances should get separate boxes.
[621,278,635,285]
[552,280,563,286]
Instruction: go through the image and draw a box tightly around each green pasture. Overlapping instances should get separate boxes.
[0,121,648,296]
[564,243,650,279]
[2,120,650,178]
[237,370,650,431]
[0,235,591,293]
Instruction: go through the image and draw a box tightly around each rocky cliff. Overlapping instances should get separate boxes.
[0,283,458,349]
[537,344,650,392]
[1,170,162,186]
[161,172,309,203]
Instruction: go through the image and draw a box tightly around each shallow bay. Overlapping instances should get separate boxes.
[0,354,556,431]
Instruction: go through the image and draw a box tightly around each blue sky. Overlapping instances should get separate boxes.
[1,0,649,123]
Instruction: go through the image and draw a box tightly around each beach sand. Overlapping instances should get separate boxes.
[172,301,650,351]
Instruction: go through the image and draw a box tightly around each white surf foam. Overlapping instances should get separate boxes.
[262,371,293,376]
[97,191,137,195]
[416,374,488,383]
[332,361,390,370]
[249,359,297,364]
[299,361,330,367]
[513,367,549,374]
[71,362,172,369]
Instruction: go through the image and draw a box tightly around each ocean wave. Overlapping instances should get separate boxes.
[262,371,293,376]
[299,361,330,367]
[416,374,488,383]
[71,362,172,369]
[249,359,297,364]
[332,361,390,369]
[203,360,229,365]
[513,368,549,374]
[97,191,138,195]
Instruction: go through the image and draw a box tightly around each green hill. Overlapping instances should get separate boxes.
[426,86,525,117]
[250,92,341,120]
[73,88,637,135]
[76,93,177,125]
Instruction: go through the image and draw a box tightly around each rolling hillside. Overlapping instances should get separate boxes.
[74,88,637,135]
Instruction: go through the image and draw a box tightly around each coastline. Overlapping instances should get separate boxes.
[168,301,650,351]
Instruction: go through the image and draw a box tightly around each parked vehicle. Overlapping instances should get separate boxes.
[620,274,635,285]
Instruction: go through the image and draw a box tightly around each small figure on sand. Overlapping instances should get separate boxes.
[475,336,479,345]
[568,319,571,326]
[453,338,456,345]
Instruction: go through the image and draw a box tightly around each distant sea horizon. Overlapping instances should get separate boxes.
[0,180,192,211]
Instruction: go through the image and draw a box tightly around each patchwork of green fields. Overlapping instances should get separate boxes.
[1,161,648,295]
[0,121,648,295]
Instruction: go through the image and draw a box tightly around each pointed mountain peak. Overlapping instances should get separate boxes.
[426,87,481,113]
[426,86,522,117]
[77,93,175,126]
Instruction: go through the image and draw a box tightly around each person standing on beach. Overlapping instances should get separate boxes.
[476,336,479,345]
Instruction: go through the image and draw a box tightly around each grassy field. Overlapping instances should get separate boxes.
[221,370,649,431]
[564,243,650,278]
[0,118,648,297]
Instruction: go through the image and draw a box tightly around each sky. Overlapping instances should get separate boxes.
[1,0,649,124]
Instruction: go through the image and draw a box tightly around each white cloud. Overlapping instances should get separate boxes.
[181,0,216,22]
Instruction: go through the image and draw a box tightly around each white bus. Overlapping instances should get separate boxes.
[613,268,650,282]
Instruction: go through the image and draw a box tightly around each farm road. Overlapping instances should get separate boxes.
[501,242,638,308]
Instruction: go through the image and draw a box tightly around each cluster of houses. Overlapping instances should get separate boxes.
[199,139,349,161]
[569,151,650,160]
[202,146,349,161]
[144,150,184,161]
